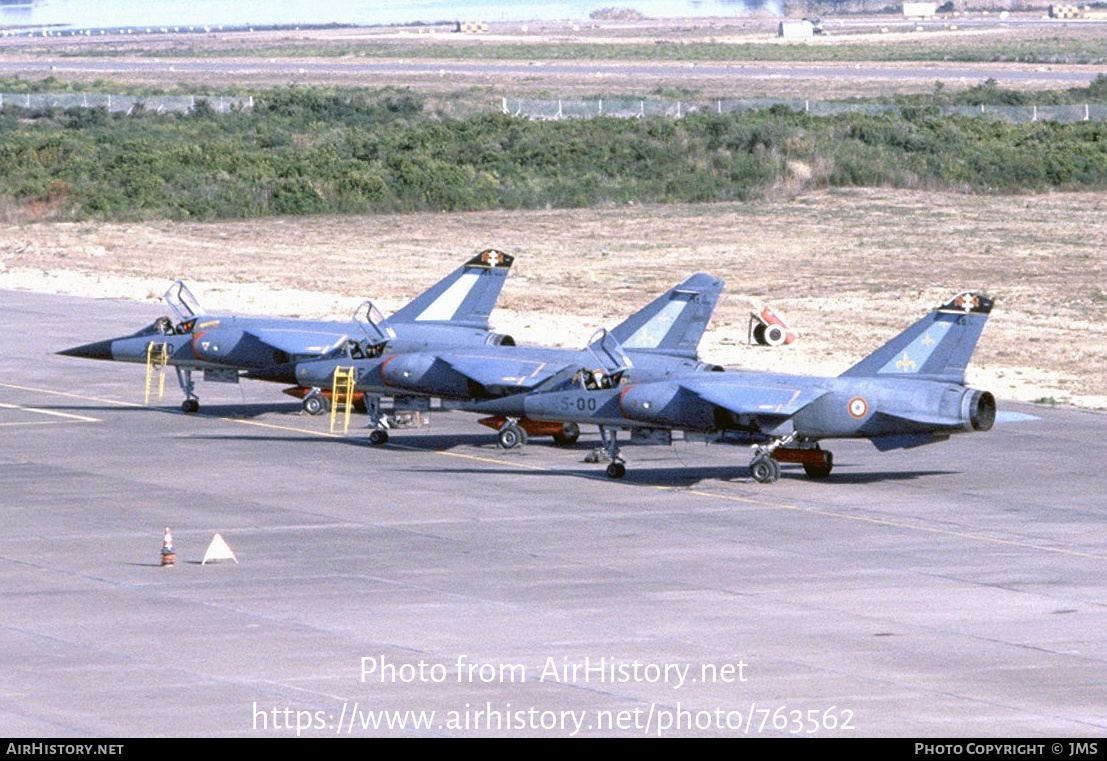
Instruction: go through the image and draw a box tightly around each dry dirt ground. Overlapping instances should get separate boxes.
[3,188,1105,410]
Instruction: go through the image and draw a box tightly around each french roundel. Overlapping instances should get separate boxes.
[848,396,869,418]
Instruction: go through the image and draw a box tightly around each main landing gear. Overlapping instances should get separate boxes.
[748,434,834,483]
[552,422,580,447]
[301,390,330,416]
[497,419,528,450]
[577,428,835,484]
[302,387,390,444]
[493,419,580,450]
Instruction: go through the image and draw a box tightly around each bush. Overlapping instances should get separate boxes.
[2,85,1107,220]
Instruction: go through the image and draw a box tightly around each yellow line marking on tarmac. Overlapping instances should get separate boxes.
[0,382,143,408]
[7,382,1099,559]
[0,401,101,424]
[217,417,345,439]
[433,449,553,471]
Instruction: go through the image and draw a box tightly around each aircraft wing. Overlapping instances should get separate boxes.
[246,328,350,357]
[677,375,829,425]
[440,354,573,390]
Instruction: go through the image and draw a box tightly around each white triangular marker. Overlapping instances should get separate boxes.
[202,533,238,565]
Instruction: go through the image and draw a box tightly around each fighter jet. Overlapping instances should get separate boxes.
[464,292,996,481]
[58,250,516,413]
[292,273,726,446]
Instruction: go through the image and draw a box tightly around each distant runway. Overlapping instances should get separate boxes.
[2,289,1105,736]
[0,57,1099,89]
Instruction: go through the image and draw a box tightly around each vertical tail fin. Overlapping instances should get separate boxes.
[840,292,993,383]
[608,273,724,359]
[389,249,514,328]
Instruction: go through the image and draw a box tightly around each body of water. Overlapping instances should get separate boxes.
[1,0,761,29]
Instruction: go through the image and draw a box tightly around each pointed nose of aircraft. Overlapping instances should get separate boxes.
[57,339,116,361]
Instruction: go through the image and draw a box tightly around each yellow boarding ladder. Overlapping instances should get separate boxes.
[329,367,356,434]
[144,342,170,405]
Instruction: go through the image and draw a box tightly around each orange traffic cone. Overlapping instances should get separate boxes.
[160,527,176,567]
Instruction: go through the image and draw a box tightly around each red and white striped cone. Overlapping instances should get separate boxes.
[160,527,176,567]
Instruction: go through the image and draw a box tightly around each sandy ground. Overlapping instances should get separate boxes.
[3,187,1105,410]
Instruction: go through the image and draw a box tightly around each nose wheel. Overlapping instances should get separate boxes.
[605,462,626,479]
[364,395,389,446]
[596,427,626,479]
[175,368,200,413]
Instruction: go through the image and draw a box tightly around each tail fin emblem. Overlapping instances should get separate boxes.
[894,351,917,373]
[479,249,505,268]
[952,293,981,312]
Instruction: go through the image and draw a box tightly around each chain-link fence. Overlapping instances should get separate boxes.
[5,92,1104,123]
[501,97,1107,123]
[0,92,254,114]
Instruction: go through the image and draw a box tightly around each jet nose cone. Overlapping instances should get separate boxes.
[57,339,115,360]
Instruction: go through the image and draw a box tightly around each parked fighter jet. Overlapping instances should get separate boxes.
[464,292,996,481]
[58,250,516,413]
[292,273,726,446]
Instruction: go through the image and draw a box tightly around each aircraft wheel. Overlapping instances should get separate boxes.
[763,324,787,347]
[803,451,833,479]
[605,462,626,479]
[552,422,580,447]
[302,393,329,416]
[750,456,780,484]
[752,324,767,345]
[497,424,526,450]
[369,429,389,446]
[181,399,200,414]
